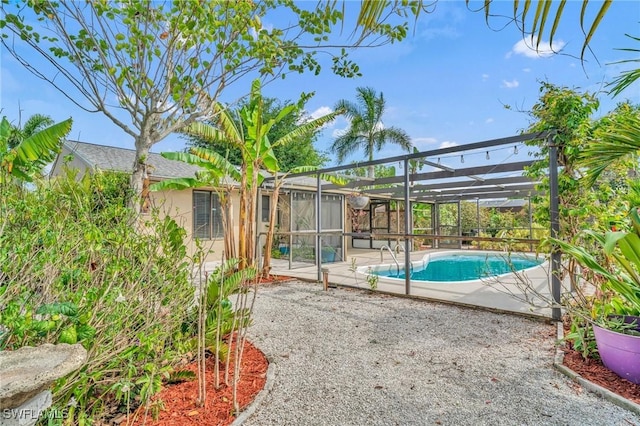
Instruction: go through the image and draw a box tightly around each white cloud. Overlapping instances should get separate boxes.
[485,118,494,124]
[482,74,489,82]
[308,106,333,120]
[522,68,531,73]
[439,141,458,149]
[501,79,520,89]
[301,106,339,128]
[509,37,566,59]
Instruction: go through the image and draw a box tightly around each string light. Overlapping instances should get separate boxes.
[431,143,530,165]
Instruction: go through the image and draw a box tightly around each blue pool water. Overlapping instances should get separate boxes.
[377,253,543,282]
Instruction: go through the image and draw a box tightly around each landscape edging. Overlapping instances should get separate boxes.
[553,321,640,416]
[232,354,276,425]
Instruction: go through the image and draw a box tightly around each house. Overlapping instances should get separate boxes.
[50,140,351,264]
[51,136,545,267]
[51,140,242,261]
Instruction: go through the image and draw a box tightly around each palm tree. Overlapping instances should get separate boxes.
[356,2,612,62]
[7,114,55,149]
[580,103,640,184]
[331,87,412,178]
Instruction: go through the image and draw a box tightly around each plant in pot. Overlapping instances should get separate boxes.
[552,106,640,384]
[552,205,640,384]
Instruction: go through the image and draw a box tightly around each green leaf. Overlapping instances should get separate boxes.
[604,231,627,254]
[76,324,96,342]
[36,301,78,317]
[59,326,78,344]
[151,177,202,191]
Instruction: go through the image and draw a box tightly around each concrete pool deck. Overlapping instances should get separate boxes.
[269,248,555,319]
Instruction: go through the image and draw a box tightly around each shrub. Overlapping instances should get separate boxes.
[0,169,195,424]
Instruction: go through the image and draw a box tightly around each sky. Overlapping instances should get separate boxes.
[1,1,639,170]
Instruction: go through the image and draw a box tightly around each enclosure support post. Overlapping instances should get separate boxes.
[404,158,411,295]
[434,203,439,249]
[316,174,322,282]
[549,136,562,321]
[288,192,293,270]
[476,198,480,248]
[528,196,533,252]
[457,201,462,249]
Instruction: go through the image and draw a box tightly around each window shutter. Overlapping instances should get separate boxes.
[193,191,211,239]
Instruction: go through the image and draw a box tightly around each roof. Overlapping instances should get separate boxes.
[61,140,201,180]
[57,140,335,190]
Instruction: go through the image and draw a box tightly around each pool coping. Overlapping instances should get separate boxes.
[359,250,547,285]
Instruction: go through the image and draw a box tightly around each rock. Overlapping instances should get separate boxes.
[0,343,87,409]
[0,390,52,426]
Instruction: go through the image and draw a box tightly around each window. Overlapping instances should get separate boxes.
[193,190,223,239]
[261,194,271,222]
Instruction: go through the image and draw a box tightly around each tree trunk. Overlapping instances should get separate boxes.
[367,164,375,179]
[246,162,260,267]
[262,185,281,278]
[367,148,375,179]
[238,166,248,268]
[225,192,236,260]
[129,135,152,214]
[220,190,236,261]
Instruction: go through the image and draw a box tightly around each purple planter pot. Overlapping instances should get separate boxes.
[593,316,640,385]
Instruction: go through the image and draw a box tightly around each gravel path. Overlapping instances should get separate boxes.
[243,281,639,426]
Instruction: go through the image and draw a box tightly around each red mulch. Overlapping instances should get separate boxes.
[255,274,294,285]
[561,344,640,405]
[128,339,269,426]
[561,319,640,405]
[125,275,293,426]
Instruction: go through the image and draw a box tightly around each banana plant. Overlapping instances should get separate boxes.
[151,148,241,260]
[0,116,72,183]
[202,258,256,389]
[180,78,344,270]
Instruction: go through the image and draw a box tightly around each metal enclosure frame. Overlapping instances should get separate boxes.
[263,131,561,319]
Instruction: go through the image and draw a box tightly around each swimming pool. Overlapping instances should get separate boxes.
[361,251,544,283]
